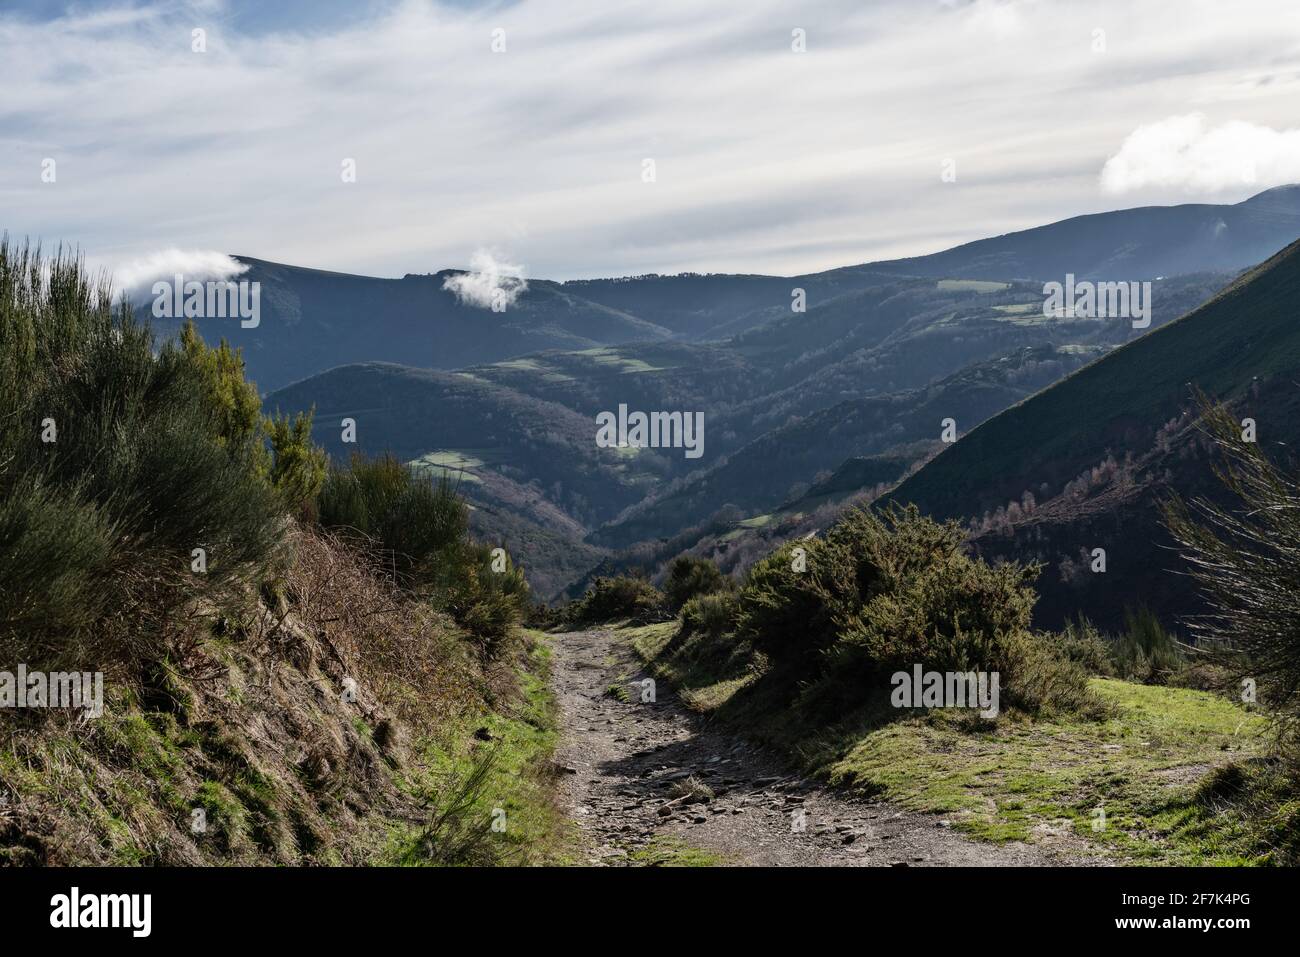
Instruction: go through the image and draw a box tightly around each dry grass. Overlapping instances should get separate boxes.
[0,524,555,866]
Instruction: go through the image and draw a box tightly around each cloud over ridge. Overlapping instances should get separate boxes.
[442,249,528,310]
[114,249,249,303]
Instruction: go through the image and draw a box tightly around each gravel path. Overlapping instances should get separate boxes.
[552,627,1105,866]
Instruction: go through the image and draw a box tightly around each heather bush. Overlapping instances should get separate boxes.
[567,576,668,626]
[662,554,732,611]
[736,505,1097,718]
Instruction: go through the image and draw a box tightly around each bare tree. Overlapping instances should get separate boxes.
[1163,394,1300,755]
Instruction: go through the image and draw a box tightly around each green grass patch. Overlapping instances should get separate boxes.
[818,679,1266,863]
[386,631,571,866]
[408,450,487,484]
[630,836,728,866]
[625,618,1274,864]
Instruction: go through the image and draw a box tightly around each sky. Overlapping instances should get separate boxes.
[2,0,1300,287]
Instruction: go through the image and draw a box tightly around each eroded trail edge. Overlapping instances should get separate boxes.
[551,627,1102,866]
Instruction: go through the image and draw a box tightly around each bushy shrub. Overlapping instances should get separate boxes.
[679,591,739,640]
[662,555,731,611]
[1164,395,1300,761]
[1057,617,1116,676]
[568,576,668,626]
[0,243,284,672]
[523,603,565,631]
[180,322,327,517]
[1110,607,1184,684]
[737,505,1097,718]
[264,410,327,517]
[316,452,526,647]
[734,537,842,669]
[444,543,531,653]
[318,453,467,585]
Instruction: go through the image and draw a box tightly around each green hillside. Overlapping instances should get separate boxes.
[887,238,1300,523]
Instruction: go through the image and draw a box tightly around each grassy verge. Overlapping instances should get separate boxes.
[0,622,570,867]
[386,630,572,865]
[623,621,1274,865]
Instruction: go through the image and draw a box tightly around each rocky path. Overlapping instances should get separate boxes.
[552,628,1102,866]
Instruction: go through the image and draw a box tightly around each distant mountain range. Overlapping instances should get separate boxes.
[160,187,1300,395]
[234,187,1300,602]
[835,184,1300,282]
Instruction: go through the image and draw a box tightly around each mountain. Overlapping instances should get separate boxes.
[251,189,1300,598]
[153,259,676,393]
[833,185,1300,282]
[591,344,1106,548]
[152,188,1300,396]
[884,237,1300,631]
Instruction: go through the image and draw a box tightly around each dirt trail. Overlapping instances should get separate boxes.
[552,627,1103,866]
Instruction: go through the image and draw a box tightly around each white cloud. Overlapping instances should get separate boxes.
[113,249,249,303]
[442,249,528,309]
[1101,114,1300,195]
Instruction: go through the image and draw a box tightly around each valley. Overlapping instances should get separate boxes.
[257,192,1284,610]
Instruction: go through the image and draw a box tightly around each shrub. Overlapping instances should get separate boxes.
[316,452,526,647]
[1164,395,1300,760]
[264,410,327,517]
[181,322,327,517]
[523,603,565,631]
[443,543,531,653]
[568,576,668,626]
[318,453,467,587]
[1057,617,1116,676]
[734,537,842,669]
[679,591,739,640]
[1110,607,1183,684]
[0,242,284,672]
[737,505,1097,718]
[662,555,731,611]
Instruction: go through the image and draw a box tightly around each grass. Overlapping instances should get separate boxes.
[574,347,670,375]
[629,836,728,866]
[622,621,1272,864]
[409,450,488,484]
[628,621,756,712]
[388,631,572,865]
[820,679,1266,863]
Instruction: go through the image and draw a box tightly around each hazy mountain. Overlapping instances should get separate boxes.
[152,188,1297,397]
[253,189,1300,598]
[154,259,675,392]
[834,185,1300,282]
